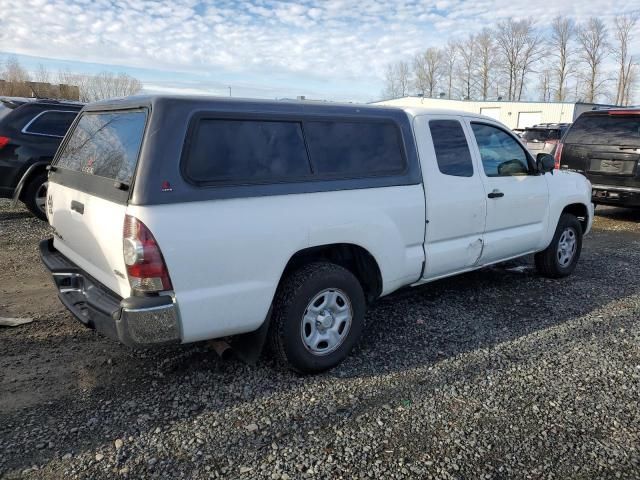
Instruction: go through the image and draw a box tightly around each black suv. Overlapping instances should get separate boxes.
[558,109,640,209]
[0,97,83,219]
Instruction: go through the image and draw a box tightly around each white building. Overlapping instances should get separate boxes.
[374,97,613,129]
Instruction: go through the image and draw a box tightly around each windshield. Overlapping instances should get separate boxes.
[523,129,560,142]
[55,110,147,184]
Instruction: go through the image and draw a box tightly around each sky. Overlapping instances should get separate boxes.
[0,0,638,103]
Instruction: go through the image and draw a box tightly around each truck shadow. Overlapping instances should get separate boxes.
[594,205,640,222]
[343,226,639,378]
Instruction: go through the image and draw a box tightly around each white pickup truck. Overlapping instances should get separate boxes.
[40,96,593,372]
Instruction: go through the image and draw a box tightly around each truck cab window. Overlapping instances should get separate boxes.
[471,123,530,177]
[428,120,474,177]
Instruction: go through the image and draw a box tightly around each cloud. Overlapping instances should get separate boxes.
[0,0,637,101]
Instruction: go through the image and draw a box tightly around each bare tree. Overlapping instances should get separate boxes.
[396,61,411,98]
[382,64,400,99]
[57,68,87,100]
[83,72,143,102]
[624,66,637,105]
[475,29,496,100]
[495,19,536,101]
[33,64,51,84]
[517,25,544,100]
[382,61,411,99]
[0,56,31,96]
[550,16,575,101]
[613,13,639,106]
[30,64,53,98]
[57,70,142,102]
[442,41,457,99]
[456,35,476,100]
[577,17,609,103]
[538,69,552,101]
[414,48,443,98]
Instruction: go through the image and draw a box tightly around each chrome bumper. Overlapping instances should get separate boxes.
[40,238,181,347]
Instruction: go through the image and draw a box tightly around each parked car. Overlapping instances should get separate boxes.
[0,97,83,220]
[556,108,640,208]
[40,96,593,372]
[521,123,571,156]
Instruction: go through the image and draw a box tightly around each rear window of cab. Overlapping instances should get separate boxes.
[182,117,407,185]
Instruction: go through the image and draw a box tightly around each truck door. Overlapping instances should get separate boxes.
[414,115,487,280]
[465,120,549,264]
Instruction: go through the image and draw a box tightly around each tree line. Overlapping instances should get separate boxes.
[0,56,142,102]
[382,14,639,105]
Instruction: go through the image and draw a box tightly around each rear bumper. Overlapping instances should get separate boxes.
[39,238,182,347]
[592,184,640,207]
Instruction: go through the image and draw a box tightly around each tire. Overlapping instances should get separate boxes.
[535,213,582,278]
[22,172,49,221]
[269,262,366,373]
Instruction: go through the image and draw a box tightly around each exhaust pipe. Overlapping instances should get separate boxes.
[209,339,233,360]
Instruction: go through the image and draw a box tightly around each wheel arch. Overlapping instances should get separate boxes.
[13,161,50,203]
[280,243,383,304]
[561,202,589,233]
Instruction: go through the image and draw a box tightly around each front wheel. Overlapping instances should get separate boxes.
[535,213,583,278]
[22,172,49,221]
[269,262,366,373]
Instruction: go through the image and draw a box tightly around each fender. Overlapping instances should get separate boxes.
[541,170,593,249]
[10,161,50,207]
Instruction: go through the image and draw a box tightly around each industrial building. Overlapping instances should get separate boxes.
[374,97,613,129]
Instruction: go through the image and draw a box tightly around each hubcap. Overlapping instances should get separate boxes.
[35,181,48,214]
[557,227,577,267]
[301,288,353,356]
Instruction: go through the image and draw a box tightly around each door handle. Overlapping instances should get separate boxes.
[70,200,84,214]
[488,190,504,199]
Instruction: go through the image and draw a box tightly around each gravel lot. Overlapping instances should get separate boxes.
[1,199,639,479]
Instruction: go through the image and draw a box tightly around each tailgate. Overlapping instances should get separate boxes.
[47,109,148,298]
[48,182,130,296]
[561,112,640,182]
[562,143,639,182]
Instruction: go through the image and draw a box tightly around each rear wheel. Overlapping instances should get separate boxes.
[535,213,582,278]
[23,172,49,221]
[269,262,366,373]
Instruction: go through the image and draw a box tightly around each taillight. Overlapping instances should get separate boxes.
[0,136,10,150]
[553,143,564,170]
[123,215,173,293]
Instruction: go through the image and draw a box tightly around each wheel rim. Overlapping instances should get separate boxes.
[301,288,353,356]
[556,227,577,267]
[35,181,48,214]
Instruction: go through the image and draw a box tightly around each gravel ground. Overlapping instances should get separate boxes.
[1,199,639,479]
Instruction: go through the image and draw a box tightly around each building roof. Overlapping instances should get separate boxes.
[374,96,616,108]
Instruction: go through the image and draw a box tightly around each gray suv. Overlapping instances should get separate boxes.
[521,123,571,156]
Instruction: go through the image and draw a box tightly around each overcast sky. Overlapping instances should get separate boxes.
[1,0,638,102]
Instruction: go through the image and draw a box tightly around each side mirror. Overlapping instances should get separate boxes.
[536,153,555,174]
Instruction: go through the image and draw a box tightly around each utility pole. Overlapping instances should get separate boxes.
[228,86,232,97]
